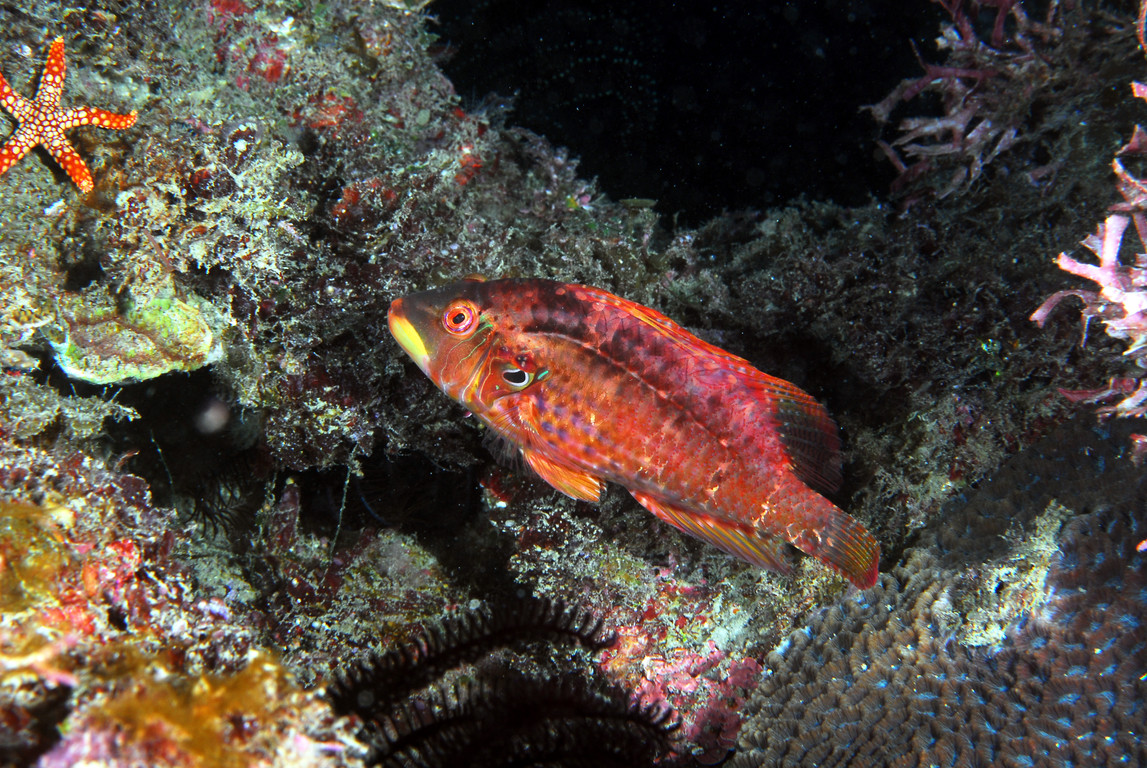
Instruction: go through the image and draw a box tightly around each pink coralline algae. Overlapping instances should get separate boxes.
[866,0,1073,200]
[1031,213,1147,375]
[1032,79,1147,454]
[603,623,761,765]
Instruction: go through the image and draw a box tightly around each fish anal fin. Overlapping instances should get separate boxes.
[631,491,794,575]
[523,449,604,502]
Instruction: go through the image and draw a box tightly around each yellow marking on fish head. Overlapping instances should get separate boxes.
[388,283,495,405]
[387,298,430,372]
[388,280,548,414]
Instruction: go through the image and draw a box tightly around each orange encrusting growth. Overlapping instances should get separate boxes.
[0,37,137,193]
[388,278,879,588]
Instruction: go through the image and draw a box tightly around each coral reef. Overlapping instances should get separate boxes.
[866,0,1118,201]
[38,651,358,768]
[1032,77,1147,448]
[1,0,667,471]
[0,431,366,767]
[0,0,1124,532]
[731,416,1147,768]
[0,0,1145,765]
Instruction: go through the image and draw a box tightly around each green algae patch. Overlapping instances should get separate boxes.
[49,288,223,385]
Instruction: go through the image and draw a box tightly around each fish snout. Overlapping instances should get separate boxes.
[387,297,431,372]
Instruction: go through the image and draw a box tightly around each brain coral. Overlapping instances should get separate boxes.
[732,416,1147,768]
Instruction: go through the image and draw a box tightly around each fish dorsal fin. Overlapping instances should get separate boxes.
[631,491,795,575]
[750,374,842,494]
[523,449,604,502]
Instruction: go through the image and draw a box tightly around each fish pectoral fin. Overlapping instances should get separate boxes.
[523,449,604,502]
[630,491,794,576]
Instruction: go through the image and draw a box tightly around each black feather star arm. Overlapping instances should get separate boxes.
[330,594,616,714]
[327,595,680,768]
[367,672,679,768]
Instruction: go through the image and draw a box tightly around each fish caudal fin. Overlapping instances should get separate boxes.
[793,517,879,589]
[762,475,880,589]
[631,491,795,576]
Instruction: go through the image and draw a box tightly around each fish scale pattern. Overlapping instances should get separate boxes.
[732,418,1147,768]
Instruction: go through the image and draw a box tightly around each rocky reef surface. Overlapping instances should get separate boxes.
[0,0,1144,765]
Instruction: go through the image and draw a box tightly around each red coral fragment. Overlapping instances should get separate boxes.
[454,146,483,186]
[295,93,364,133]
[208,0,251,26]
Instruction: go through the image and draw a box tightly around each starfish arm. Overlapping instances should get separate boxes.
[37,37,67,106]
[0,37,139,193]
[63,105,138,130]
[43,131,94,193]
[0,128,35,176]
[0,71,33,122]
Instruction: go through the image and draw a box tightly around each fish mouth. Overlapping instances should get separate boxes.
[388,299,430,372]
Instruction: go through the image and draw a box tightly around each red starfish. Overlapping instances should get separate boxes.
[0,37,137,194]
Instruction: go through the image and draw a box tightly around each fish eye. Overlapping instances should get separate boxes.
[502,367,531,387]
[442,301,479,336]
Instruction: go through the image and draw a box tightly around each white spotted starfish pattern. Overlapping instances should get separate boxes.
[0,37,137,194]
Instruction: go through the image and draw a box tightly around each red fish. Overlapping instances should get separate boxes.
[388,278,878,588]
